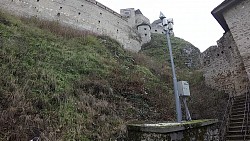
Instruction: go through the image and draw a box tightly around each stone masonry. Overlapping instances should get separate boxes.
[222,0,250,80]
[201,0,250,96]
[200,32,249,96]
[0,0,153,52]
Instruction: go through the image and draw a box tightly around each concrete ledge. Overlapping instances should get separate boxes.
[128,119,218,133]
[127,119,219,141]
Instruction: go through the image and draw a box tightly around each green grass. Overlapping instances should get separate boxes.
[0,10,227,140]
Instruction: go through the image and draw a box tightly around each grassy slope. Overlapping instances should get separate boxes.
[141,33,228,120]
[0,11,227,140]
[0,11,175,140]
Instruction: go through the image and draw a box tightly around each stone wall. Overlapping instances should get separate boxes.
[200,31,249,96]
[127,120,219,141]
[223,0,250,81]
[0,0,143,52]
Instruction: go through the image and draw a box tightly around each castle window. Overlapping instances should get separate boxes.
[145,34,147,36]
[155,30,158,32]
[124,11,130,15]
[144,28,147,30]
[98,20,100,24]
[81,5,84,7]
[37,0,39,2]
[78,12,81,15]
[221,51,224,54]
[57,13,60,17]
[162,32,164,34]
[100,12,102,15]
[117,29,119,33]
[117,21,119,24]
[229,46,231,49]
[217,54,219,56]
[60,7,62,10]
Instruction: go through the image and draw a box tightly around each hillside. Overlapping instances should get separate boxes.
[0,11,227,140]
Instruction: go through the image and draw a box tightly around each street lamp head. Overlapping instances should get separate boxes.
[159,12,166,20]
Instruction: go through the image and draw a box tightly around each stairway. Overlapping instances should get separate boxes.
[226,94,250,141]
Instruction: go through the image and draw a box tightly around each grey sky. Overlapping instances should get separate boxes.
[97,0,225,52]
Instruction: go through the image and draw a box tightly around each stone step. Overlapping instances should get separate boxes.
[230,114,245,119]
[232,104,247,110]
[226,135,250,140]
[230,118,244,122]
[232,107,245,113]
[231,110,245,115]
[228,126,247,131]
[233,101,246,106]
[227,130,246,135]
[229,122,244,127]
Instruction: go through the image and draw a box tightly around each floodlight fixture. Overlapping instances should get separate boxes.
[159,11,166,20]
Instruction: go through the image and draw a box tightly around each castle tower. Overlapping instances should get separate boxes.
[135,9,151,44]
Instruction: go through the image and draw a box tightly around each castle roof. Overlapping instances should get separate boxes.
[151,19,161,26]
[135,9,143,15]
[211,0,244,32]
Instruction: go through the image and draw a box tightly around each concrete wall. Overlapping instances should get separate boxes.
[223,0,250,81]
[0,0,142,52]
[127,120,219,141]
[200,32,249,96]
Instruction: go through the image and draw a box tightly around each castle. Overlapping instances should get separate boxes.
[0,0,165,52]
[201,0,250,96]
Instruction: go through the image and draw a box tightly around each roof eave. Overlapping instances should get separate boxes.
[211,0,243,32]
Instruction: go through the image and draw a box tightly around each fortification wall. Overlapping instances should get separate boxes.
[0,0,142,52]
[223,0,250,81]
[201,31,249,96]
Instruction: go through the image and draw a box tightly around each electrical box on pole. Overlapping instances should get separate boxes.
[177,81,190,97]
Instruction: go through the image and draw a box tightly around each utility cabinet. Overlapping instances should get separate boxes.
[178,81,190,97]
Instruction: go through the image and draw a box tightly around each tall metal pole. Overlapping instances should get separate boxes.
[165,30,182,122]
[160,12,182,122]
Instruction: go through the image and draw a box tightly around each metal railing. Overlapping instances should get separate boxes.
[219,94,234,141]
[242,86,250,141]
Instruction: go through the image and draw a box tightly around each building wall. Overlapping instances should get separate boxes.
[137,25,151,44]
[200,31,249,96]
[0,0,142,52]
[151,19,165,34]
[223,0,250,81]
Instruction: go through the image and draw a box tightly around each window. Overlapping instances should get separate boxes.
[57,13,60,17]
[155,30,157,32]
[145,34,147,36]
[37,0,39,2]
[60,7,62,10]
[221,51,224,54]
[144,28,147,30]
[98,20,100,23]
[78,12,81,15]
[124,11,130,15]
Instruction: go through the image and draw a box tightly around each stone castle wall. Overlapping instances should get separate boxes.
[223,0,250,81]
[0,0,146,52]
[201,32,249,95]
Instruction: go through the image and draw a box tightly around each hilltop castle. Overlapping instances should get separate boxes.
[0,0,165,52]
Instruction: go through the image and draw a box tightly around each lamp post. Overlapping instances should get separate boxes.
[160,12,182,122]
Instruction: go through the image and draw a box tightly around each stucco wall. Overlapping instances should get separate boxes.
[0,0,142,52]
[223,0,250,81]
[200,31,249,96]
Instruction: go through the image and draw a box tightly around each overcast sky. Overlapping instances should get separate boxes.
[97,0,225,52]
